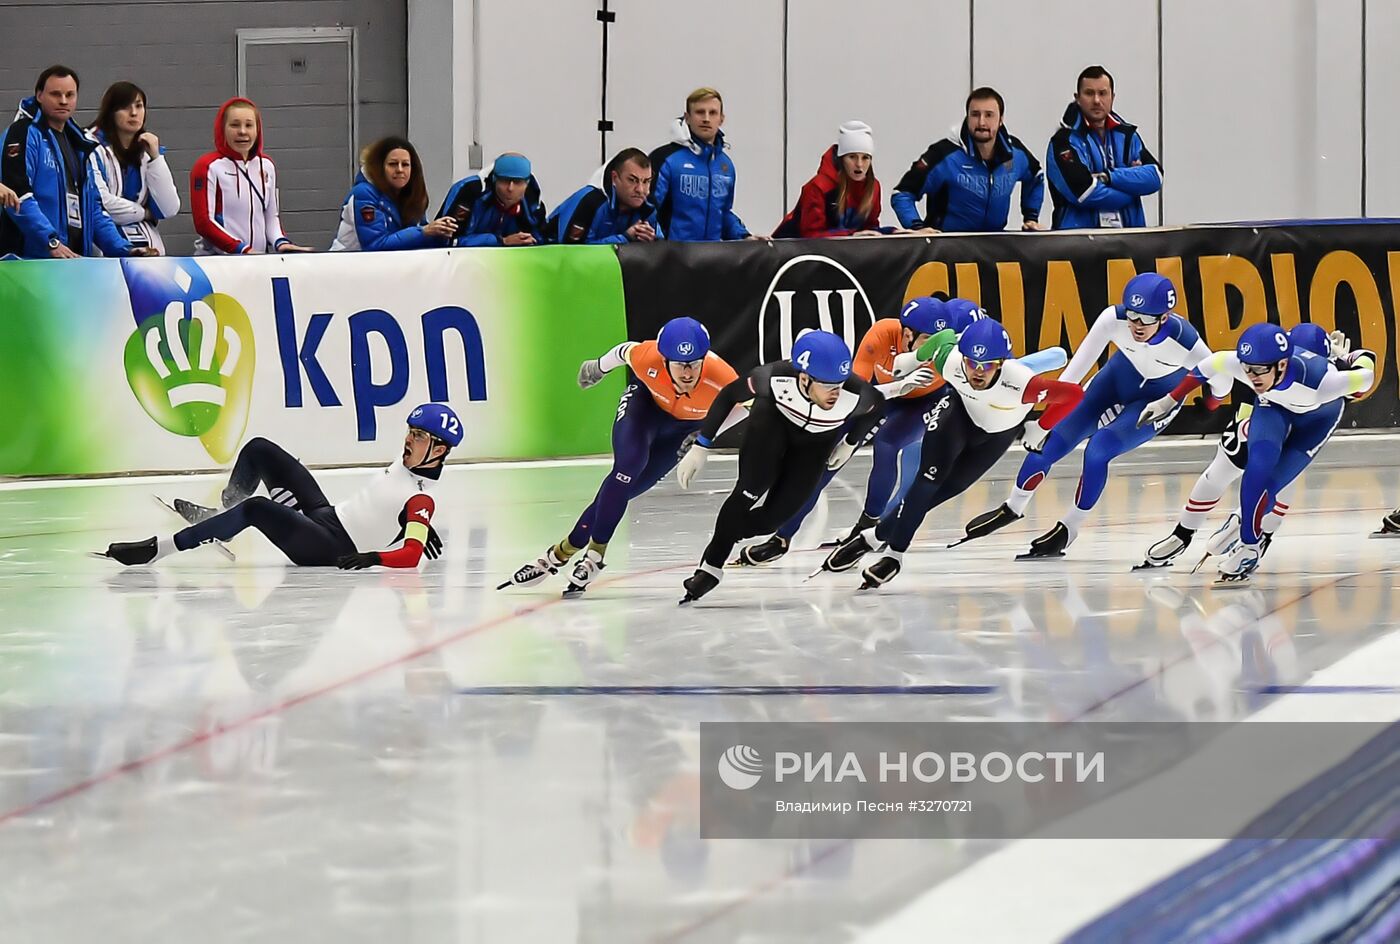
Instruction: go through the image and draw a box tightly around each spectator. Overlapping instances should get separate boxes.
[0,65,142,259]
[892,87,1044,232]
[437,153,546,246]
[649,88,750,241]
[190,97,312,254]
[330,136,457,251]
[546,148,662,244]
[87,81,180,255]
[773,121,883,238]
[1047,65,1162,230]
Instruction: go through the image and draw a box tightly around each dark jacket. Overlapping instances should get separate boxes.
[1046,102,1162,230]
[546,163,663,244]
[437,169,547,246]
[892,122,1044,231]
[648,119,748,241]
[330,171,438,251]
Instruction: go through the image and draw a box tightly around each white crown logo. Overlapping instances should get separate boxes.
[144,298,241,407]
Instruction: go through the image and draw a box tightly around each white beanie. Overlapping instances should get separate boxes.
[836,120,875,157]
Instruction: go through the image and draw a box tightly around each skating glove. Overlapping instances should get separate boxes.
[891,351,925,379]
[676,443,710,489]
[424,526,443,560]
[1020,419,1050,452]
[827,437,859,470]
[877,366,936,399]
[577,358,606,389]
[1137,394,1178,428]
[337,551,381,570]
[1326,330,1351,360]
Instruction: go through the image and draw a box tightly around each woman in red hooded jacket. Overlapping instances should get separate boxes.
[774,120,886,238]
[190,97,312,255]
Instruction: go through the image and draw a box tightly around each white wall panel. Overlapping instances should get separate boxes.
[1365,0,1400,216]
[974,0,1159,227]
[607,0,786,236]
[786,0,970,231]
[1312,0,1363,217]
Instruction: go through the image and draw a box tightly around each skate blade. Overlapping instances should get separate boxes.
[1190,553,1211,574]
[1131,559,1171,572]
[89,550,115,561]
[1015,551,1065,561]
[1214,575,1253,587]
[1368,530,1400,539]
[154,496,234,560]
[946,535,976,549]
[206,540,236,562]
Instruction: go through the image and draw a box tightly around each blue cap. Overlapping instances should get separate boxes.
[898,296,948,336]
[1123,273,1177,316]
[1288,323,1329,358]
[1237,323,1291,366]
[957,319,1013,366]
[657,317,711,361]
[944,298,988,334]
[492,153,531,180]
[791,330,853,384]
[407,403,463,447]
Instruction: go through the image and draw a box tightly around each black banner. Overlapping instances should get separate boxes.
[618,223,1400,432]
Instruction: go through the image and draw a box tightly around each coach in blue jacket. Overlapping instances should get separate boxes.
[892,87,1044,232]
[547,148,663,244]
[1,66,138,258]
[648,88,749,241]
[437,153,547,247]
[1046,66,1162,230]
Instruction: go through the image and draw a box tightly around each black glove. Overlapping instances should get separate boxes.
[424,526,443,560]
[337,551,381,570]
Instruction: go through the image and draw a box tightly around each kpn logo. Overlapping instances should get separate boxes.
[120,258,255,463]
[718,744,764,790]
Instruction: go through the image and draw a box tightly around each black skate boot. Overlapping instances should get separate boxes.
[950,503,1022,548]
[820,511,879,549]
[679,564,722,605]
[101,537,159,566]
[818,530,878,575]
[1017,522,1071,560]
[733,535,789,566]
[1135,523,1195,570]
[858,553,903,590]
[173,498,218,524]
[1371,509,1400,538]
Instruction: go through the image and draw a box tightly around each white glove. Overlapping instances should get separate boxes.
[577,358,606,389]
[876,366,936,400]
[827,438,859,470]
[1021,419,1050,452]
[1137,394,1178,429]
[891,350,925,380]
[676,444,710,489]
[1327,330,1351,360]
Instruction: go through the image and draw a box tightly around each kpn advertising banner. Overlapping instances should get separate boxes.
[0,247,627,475]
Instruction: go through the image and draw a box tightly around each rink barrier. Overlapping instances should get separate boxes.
[0,246,628,476]
[619,221,1400,435]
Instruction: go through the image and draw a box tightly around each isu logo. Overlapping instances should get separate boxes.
[677,341,696,357]
[758,254,876,364]
[972,344,987,358]
[1240,342,1254,357]
[1130,293,1146,308]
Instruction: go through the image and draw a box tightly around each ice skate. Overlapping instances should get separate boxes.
[1135,524,1195,570]
[813,529,880,577]
[497,545,570,590]
[732,535,788,566]
[950,503,1022,548]
[562,549,605,598]
[1370,509,1400,539]
[152,496,236,560]
[679,564,722,605]
[857,553,902,590]
[1191,513,1241,573]
[1017,522,1071,560]
[99,537,159,566]
[1216,541,1261,585]
[818,511,878,550]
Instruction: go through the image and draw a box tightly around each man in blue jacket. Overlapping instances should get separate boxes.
[1046,66,1162,230]
[437,152,547,247]
[1,65,140,259]
[546,148,663,244]
[892,87,1044,232]
[648,88,750,241]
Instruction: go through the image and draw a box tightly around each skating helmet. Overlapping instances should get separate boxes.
[1287,323,1329,358]
[1123,273,1177,317]
[791,329,853,384]
[408,402,463,447]
[1237,323,1291,366]
[657,317,711,362]
[957,318,1013,367]
[897,296,948,336]
[944,297,989,334]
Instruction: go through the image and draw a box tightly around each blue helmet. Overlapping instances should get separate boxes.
[791,330,853,383]
[1236,323,1291,366]
[1123,273,1177,316]
[1288,323,1329,358]
[898,296,948,336]
[657,317,711,362]
[944,298,988,334]
[958,319,1013,366]
[408,402,463,447]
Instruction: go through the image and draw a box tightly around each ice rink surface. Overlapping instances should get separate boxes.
[1,435,1398,943]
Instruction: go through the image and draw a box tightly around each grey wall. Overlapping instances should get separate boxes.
[0,0,407,253]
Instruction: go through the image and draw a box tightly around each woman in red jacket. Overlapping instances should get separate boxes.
[774,121,886,238]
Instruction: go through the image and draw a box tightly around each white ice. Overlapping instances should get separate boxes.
[1,436,1398,943]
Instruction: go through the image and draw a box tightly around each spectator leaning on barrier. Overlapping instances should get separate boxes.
[87,81,180,255]
[437,152,546,247]
[649,87,751,241]
[1047,65,1162,230]
[547,147,663,245]
[773,121,885,238]
[892,87,1044,233]
[191,97,312,255]
[0,65,144,259]
[331,136,457,251]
